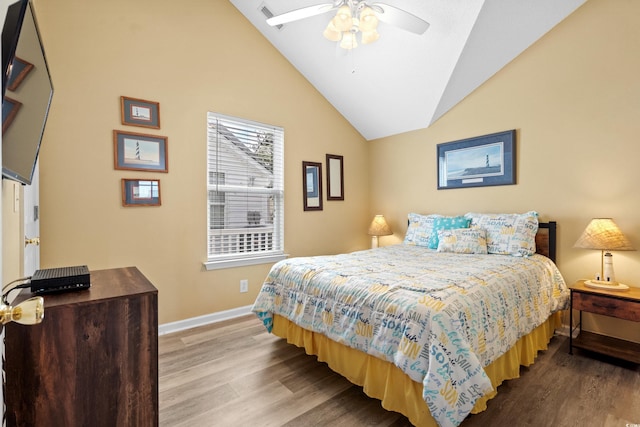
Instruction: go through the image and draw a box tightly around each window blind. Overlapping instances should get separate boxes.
[206,113,284,266]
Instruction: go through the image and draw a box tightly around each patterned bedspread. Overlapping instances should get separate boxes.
[252,245,568,427]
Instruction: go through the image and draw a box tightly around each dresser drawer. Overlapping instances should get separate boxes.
[573,291,640,322]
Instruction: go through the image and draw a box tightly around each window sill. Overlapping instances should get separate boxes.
[203,253,288,271]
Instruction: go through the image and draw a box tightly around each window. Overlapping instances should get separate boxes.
[205,113,285,270]
[208,172,225,229]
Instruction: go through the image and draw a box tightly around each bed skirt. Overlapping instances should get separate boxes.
[272,311,562,427]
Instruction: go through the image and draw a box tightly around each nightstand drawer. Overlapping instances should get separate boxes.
[573,291,640,322]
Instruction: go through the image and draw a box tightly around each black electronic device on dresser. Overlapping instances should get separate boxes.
[30,265,91,294]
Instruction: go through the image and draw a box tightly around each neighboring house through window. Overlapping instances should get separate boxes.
[205,113,285,270]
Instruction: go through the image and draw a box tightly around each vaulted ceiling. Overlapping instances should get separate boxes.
[230,0,586,140]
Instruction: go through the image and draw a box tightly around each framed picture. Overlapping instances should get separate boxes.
[302,161,323,211]
[326,154,344,201]
[114,130,168,172]
[2,97,22,134]
[122,179,161,206]
[437,129,516,189]
[7,57,34,92]
[120,96,160,129]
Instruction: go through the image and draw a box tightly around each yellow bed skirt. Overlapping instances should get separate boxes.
[272,311,562,427]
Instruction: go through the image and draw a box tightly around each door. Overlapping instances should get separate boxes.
[23,161,40,276]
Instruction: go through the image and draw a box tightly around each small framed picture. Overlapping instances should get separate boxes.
[7,57,34,92]
[2,96,22,133]
[122,179,161,206]
[120,96,160,129]
[302,161,323,211]
[326,154,344,201]
[114,130,168,172]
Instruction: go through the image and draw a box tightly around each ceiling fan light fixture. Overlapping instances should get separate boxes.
[323,20,342,41]
[333,5,353,32]
[358,6,378,32]
[361,29,379,44]
[340,31,358,50]
[265,1,430,51]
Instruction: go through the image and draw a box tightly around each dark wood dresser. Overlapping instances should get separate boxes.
[4,267,159,427]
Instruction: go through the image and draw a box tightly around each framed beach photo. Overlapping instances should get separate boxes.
[437,130,516,190]
[113,130,168,172]
[121,179,161,206]
[120,96,160,129]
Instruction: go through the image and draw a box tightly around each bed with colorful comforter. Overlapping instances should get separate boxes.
[252,213,569,427]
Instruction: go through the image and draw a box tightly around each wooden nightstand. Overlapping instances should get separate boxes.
[569,280,640,363]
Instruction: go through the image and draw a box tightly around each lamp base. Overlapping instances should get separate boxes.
[584,280,629,291]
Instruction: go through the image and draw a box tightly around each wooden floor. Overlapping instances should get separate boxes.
[159,315,640,427]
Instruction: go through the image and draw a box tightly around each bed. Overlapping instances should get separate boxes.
[252,212,569,427]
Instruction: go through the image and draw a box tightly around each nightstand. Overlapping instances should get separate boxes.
[569,280,640,363]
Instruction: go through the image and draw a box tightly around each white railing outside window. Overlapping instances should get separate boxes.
[208,226,274,255]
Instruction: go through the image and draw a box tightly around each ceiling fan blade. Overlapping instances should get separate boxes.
[371,3,430,35]
[266,3,337,27]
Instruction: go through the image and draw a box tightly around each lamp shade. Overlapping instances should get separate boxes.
[361,30,380,44]
[339,31,358,49]
[333,5,353,32]
[358,6,379,32]
[368,215,392,236]
[323,20,342,42]
[573,218,635,251]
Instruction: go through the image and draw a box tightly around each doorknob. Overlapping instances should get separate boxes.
[25,236,40,247]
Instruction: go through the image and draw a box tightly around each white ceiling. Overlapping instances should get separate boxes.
[229,0,586,141]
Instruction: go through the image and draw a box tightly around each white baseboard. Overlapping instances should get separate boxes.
[158,305,253,336]
[556,324,579,338]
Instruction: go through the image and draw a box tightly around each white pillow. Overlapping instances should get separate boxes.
[436,228,488,254]
[403,213,441,248]
[464,211,539,256]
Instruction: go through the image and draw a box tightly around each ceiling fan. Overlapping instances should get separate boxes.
[266,0,430,49]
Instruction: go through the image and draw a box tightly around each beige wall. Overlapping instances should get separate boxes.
[3,0,638,341]
[370,0,640,342]
[28,0,370,324]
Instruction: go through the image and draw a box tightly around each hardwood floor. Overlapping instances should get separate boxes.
[159,315,640,427]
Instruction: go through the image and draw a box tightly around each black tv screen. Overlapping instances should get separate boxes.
[2,0,53,185]
[2,0,27,100]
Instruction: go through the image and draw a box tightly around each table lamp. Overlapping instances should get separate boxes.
[573,218,635,291]
[368,214,392,248]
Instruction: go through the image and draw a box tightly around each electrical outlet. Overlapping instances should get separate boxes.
[240,279,249,293]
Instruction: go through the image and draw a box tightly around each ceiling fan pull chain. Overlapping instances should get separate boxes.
[351,48,356,74]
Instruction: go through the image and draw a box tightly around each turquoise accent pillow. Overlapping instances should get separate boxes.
[428,216,472,249]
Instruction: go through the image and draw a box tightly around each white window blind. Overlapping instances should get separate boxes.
[205,112,285,269]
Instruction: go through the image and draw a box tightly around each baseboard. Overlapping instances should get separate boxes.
[556,323,580,338]
[158,305,253,336]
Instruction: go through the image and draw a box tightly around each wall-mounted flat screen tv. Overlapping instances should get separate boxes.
[2,0,54,185]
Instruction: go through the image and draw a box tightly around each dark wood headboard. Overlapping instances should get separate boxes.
[536,221,557,262]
